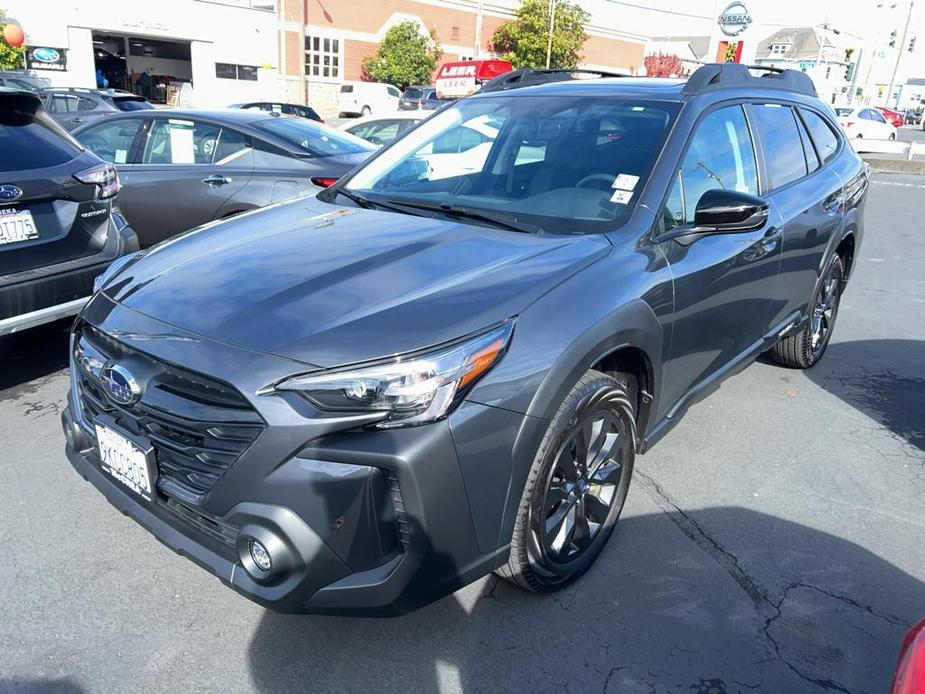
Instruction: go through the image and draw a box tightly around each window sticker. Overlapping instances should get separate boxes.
[114,149,127,164]
[610,189,633,204]
[612,173,639,191]
[169,127,195,164]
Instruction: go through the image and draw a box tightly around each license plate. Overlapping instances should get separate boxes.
[0,209,39,246]
[94,420,157,501]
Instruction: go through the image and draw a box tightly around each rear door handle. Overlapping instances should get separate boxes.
[202,174,232,186]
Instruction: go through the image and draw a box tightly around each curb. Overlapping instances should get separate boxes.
[860,155,925,175]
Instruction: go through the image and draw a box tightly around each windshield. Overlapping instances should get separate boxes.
[345,95,681,233]
[252,117,375,157]
[834,107,853,117]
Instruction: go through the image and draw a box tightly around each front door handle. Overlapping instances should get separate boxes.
[202,174,232,186]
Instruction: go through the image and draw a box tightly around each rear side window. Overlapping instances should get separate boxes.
[75,117,144,163]
[48,94,78,113]
[750,104,806,190]
[800,109,839,163]
[340,85,353,93]
[678,105,759,222]
[213,128,250,162]
[0,108,82,171]
[142,118,220,164]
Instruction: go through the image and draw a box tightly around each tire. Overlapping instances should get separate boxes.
[498,370,636,592]
[771,255,844,369]
[889,132,897,140]
[361,105,371,116]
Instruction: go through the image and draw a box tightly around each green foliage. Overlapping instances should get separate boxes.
[362,20,442,89]
[0,10,27,71]
[490,0,590,69]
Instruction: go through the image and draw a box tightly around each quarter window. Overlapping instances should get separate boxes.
[800,109,839,162]
[795,114,819,174]
[305,35,341,79]
[750,104,806,190]
[677,105,759,223]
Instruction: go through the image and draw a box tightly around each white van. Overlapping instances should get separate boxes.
[338,82,402,117]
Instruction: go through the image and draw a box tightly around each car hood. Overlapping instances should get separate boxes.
[104,196,611,367]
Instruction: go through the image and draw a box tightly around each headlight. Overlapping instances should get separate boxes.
[274,321,514,428]
[93,250,144,294]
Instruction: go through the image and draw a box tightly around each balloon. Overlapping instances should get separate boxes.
[3,23,25,48]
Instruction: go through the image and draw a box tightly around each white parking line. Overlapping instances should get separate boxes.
[873,180,925,189]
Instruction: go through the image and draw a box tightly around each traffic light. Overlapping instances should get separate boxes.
[910,35,917,52]
[845,62,856,81]
[889,29,898,47]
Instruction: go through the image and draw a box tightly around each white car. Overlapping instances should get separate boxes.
[338,82,402,117]
[340,111,426,146]
[835,106,897,140]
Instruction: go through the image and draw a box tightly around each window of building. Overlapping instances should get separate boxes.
[770,43,790,55]
[215,62,237,79]
[750,104,806,190]
[305,35,341,79]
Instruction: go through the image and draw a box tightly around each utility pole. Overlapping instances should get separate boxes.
[473,0,484,59]
[545,0,556,69]
[887,0,914,107]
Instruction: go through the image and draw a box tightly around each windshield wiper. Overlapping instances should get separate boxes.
[385,197,542,234]
[333,188,425,217]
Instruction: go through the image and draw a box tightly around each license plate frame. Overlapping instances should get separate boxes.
[94,415,158,502]
[0,208,39,246]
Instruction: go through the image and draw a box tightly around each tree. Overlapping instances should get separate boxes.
[644,53,686,78]
[0,10,27,71]
[362,20,442,89]
[490,0,590,70]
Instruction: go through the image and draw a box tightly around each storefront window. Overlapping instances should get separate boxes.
[305,35,340,79]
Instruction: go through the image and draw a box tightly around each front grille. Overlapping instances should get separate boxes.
[73,322,265,502]
[164,497,238,556]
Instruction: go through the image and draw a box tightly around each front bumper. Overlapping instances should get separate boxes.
[62,295,523,615]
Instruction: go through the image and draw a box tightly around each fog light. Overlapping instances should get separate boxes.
[249,539,272,572]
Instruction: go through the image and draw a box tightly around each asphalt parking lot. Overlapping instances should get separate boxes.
[1,174,923,694]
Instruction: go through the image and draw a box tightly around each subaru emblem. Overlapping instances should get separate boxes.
[0,185,23,202]
[101,364,142,405]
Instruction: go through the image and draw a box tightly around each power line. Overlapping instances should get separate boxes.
[603,0,714,21]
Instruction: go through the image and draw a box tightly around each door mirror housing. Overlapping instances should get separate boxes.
[693,189,770,232]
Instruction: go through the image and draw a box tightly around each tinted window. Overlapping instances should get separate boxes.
[801,109,839,163]
[403,88,423,100]
[795,114,819,174]
[48,94,78,113]
[679,105,758,221]
[113,98,153,112]
[0,108,82,171]
[251,118,374,157]
[834,107,853,117]
[662,174,684,230]
[387,86,401,98]
[750,105,806,190]
[142,118,220,164]
[340,85,353,93]
[213,128,249,161]
[76,118,143,164]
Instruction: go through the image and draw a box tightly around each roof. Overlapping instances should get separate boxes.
[756,27,843,61]
[906,78,925,86]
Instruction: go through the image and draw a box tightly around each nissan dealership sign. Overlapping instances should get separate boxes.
[718,1,753,37]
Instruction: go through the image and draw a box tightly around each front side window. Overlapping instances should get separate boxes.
[677,105,758,222]
[142,118,220,165]
[76,118,144,164]
[48,94,78,113]
[344,96,681,234]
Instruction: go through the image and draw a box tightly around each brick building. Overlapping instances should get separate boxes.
[276,0,648,114]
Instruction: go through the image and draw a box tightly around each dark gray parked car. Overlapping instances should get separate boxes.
[39,87,152,131]
[62,64,866,615]
[72,109,376,246]
[0,71,50,91]
[0,88,138,336]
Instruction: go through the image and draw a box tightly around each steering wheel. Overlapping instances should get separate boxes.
[199,137,217,159]
[575,173,616,190]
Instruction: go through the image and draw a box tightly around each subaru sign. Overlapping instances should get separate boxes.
[27,46,67,71]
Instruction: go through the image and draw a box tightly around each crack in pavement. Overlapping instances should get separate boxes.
[635,468,901,693]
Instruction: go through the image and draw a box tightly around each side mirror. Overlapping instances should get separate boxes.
[693,189,769,232]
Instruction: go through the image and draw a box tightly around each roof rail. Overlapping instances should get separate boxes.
[682,63,817,97]
[480,67,628,93]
